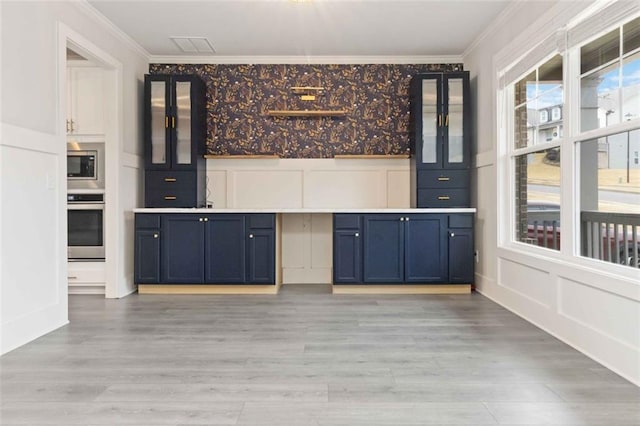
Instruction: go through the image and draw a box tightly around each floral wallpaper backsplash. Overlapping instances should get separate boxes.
[149,63,462,158]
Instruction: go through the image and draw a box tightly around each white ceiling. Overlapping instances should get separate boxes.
[87,0,515,60]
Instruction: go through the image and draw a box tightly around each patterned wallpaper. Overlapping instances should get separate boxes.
[149,63,462,158]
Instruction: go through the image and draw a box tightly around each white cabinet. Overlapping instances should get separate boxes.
[67,67,105,136]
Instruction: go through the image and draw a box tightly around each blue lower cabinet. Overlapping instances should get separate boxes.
[135,229,161,284]
[448,214,474,283]
[363,215,404,283]
[205,215,246,283]
[135,213,275,285]
[333,213,473,285]
[247,229,275,283]
[161,215,205,283]
[334,230,362,283]
[404,215,447,282]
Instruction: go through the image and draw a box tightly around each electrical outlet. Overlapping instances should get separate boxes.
[474,250,479,264]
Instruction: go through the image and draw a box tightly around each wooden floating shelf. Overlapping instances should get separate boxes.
[204,154,280,159]
[267,110,347,117]
[334,154,410,159]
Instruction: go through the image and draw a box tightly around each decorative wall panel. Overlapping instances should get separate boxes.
[149,64,462,158]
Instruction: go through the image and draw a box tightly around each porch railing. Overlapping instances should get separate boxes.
[581,211,640,268]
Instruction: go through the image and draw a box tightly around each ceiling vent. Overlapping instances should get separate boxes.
[170,37,216,54]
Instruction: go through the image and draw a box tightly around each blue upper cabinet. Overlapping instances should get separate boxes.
[144,74,206,208]
[410,72,471,208]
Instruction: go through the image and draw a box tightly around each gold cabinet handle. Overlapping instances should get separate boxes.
[164,178,177,182]
[164,196,177,200]
[445,115,449,126]
[438,114,442,127]
[165,116,169,128]
[437,177,450,181]
[438,196,451,200]
[66,119,70,133]
[172,117,176,128]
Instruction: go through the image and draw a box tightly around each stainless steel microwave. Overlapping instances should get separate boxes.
[67,142,105,190]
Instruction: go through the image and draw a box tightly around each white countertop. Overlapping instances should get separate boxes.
[133,207,477,214]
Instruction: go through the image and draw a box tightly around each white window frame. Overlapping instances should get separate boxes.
[496,2,640,281]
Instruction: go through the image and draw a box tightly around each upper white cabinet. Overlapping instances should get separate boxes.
[67,66,105,136]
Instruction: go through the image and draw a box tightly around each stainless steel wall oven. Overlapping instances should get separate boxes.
[67,193,105,261]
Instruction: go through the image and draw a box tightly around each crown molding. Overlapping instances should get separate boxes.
[73,0,150,62]
[462,0,529,60]
[148,55,464,65]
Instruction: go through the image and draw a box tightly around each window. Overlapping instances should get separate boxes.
[580,17,640,132]
[502,10,640,269]
[511,55,563,251]
[577,17,640,269]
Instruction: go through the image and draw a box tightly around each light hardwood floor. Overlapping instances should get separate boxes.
[1,284,639,425]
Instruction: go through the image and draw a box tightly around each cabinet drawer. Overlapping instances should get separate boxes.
[417,170,469,188]
[417,188,469,208]
[68,263,106,283]
[136,214,161,229]
[334,214,361,230]
[145,170,198,208]
[247,214,275,229]
[449,214,473,228]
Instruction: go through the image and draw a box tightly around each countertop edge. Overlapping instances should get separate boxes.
[133,208,477,214]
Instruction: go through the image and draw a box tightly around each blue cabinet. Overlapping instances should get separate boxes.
[135,213,275,285]
[134,214,161,284]
[410,72,471,208]
[334,213,473,285]
[404,215,448,282]
[144,74,206,208]
[363,215,405,283]
[161,214,205,283]
[448,215,474,283]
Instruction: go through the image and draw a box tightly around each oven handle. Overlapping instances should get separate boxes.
[67,203,105,211]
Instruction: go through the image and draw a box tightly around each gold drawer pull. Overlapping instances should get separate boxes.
[164,178,177,182]
[164,196,177,200]
[437,196,450,200]
[437,177,450,181]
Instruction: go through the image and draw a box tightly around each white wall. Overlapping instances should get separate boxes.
[465,1,640,385]
[0,1,147,354]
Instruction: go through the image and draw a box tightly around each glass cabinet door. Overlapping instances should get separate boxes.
[174,81,192,165]
[446,77,465,166]
[150,80,168,166]
[421,78,439,166]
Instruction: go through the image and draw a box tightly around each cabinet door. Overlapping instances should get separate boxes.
[204,215,246,283]
[247,229,275,284]
[404,215,447,283]
[334,230,362,283]
[443,73,470,169]
[68,67,104,135]
[161,215,204,283]
[414,74,443,170]
[144,75,172,170]
[448,228,474,283]
[363,215,404,283]
[135,229,160,284]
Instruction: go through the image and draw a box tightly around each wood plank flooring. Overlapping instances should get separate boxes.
[1,284,639,425]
